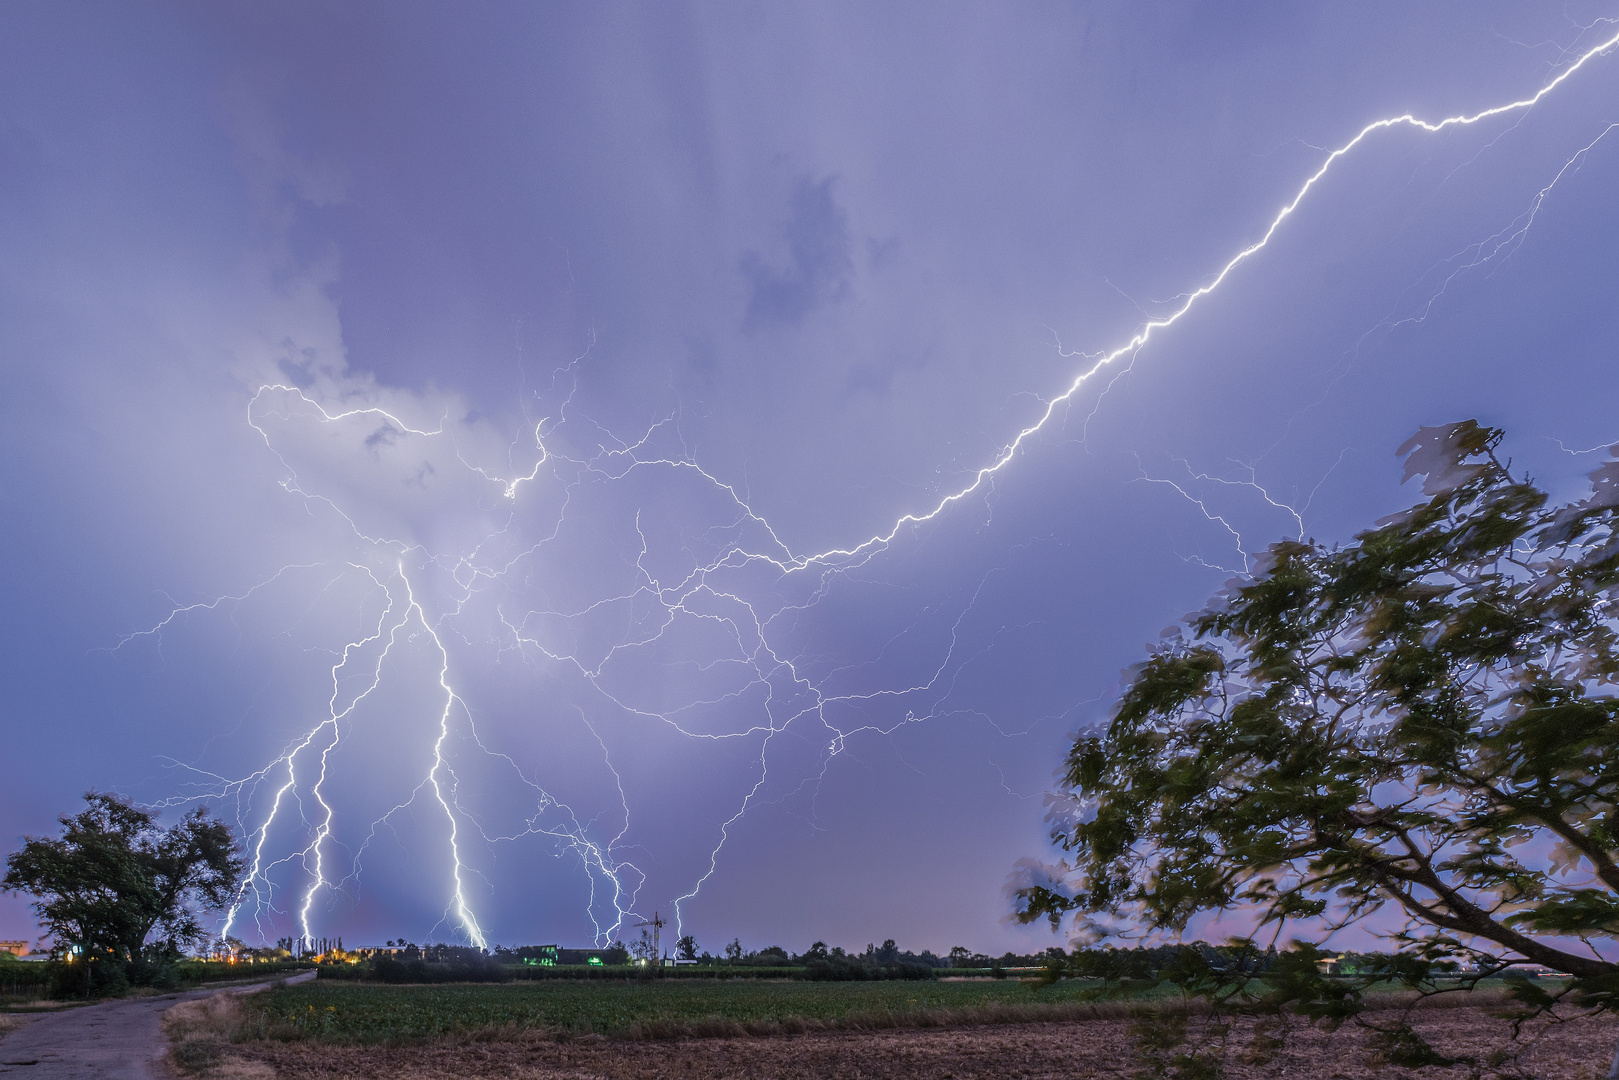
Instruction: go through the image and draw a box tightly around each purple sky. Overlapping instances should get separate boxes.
[4,2,1619,956]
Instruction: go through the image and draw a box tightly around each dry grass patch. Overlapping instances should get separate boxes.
[164,988,277,1079]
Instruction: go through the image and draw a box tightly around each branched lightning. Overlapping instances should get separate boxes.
[779,27,1619,572]
[123,27,1619,951]
[1376,122,1619,338]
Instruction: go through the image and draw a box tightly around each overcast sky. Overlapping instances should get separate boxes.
[4,1,1619,956]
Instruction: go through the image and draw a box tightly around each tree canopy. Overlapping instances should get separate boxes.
[1018,422,1619,1061]
[3,792,243,993]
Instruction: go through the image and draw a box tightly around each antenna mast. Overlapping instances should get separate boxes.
[633,911,667,969]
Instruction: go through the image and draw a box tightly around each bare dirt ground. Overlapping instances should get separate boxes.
[219,1006,1619,1080]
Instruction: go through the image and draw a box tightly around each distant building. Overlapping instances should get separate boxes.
[515,944,628,967]
[520,944,559,967]
[0,941,29,958]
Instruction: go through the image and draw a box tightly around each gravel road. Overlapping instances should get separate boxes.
[0,971,314,1080]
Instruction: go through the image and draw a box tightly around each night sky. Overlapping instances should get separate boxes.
[4,2,1619,957]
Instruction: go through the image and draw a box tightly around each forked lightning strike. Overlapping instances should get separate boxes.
[124,27,1619,950]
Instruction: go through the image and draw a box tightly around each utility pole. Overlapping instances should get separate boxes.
[634,911,667,970]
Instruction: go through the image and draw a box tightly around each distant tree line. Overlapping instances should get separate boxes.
[0,792,1158,996]
[304,934,1093,984]
[365,944,511,984]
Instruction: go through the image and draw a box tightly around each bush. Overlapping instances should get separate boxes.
[171,1038,220,1070]
[50,956,128,998]
[0,958,52,982]
[174,959,310,983]
[125,953,184,990]
[801,955,935,981]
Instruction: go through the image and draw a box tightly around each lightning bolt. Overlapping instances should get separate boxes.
[782,27,1619,572]
[124,26,1619,951]
[402,568,489,951]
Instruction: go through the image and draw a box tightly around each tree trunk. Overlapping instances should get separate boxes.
[1607,1029,1619,1080]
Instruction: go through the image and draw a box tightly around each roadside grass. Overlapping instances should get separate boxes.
[1,980,278,1014]
[0,999,90,1013]
[0,961,309,1013]
[165,985,281,1079]
[0,991,52,1011]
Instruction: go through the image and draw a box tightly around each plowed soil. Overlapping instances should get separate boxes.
[227,1006,1619,1079]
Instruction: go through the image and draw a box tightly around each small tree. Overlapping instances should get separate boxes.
[675,934,698,962]
[3,792,243,995]
[1018,423,1619,1069]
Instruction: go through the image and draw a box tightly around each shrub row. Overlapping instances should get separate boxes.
[0,957,313,999]
[319,955,513,984]
[803,956,936,981]
[508,965,807,981]
[177,960,313,982]
[0,962,53,989]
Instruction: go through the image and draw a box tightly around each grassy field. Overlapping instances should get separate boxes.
[241,977,1122,1041]
[227,974,1545,1048]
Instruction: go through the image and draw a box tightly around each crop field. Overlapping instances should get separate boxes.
[242,978,1122,1041]
[175,979,1619,1080]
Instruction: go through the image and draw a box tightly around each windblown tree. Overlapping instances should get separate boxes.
[1019,422,1619,1069]
[3,792,243,994]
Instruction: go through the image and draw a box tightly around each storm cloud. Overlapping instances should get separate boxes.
[742,176,855,329]
[3,2,1618,957]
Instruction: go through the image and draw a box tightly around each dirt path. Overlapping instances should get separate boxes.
[0,972,313,1080]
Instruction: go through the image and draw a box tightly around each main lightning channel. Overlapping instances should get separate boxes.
[779,28,1619,571]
